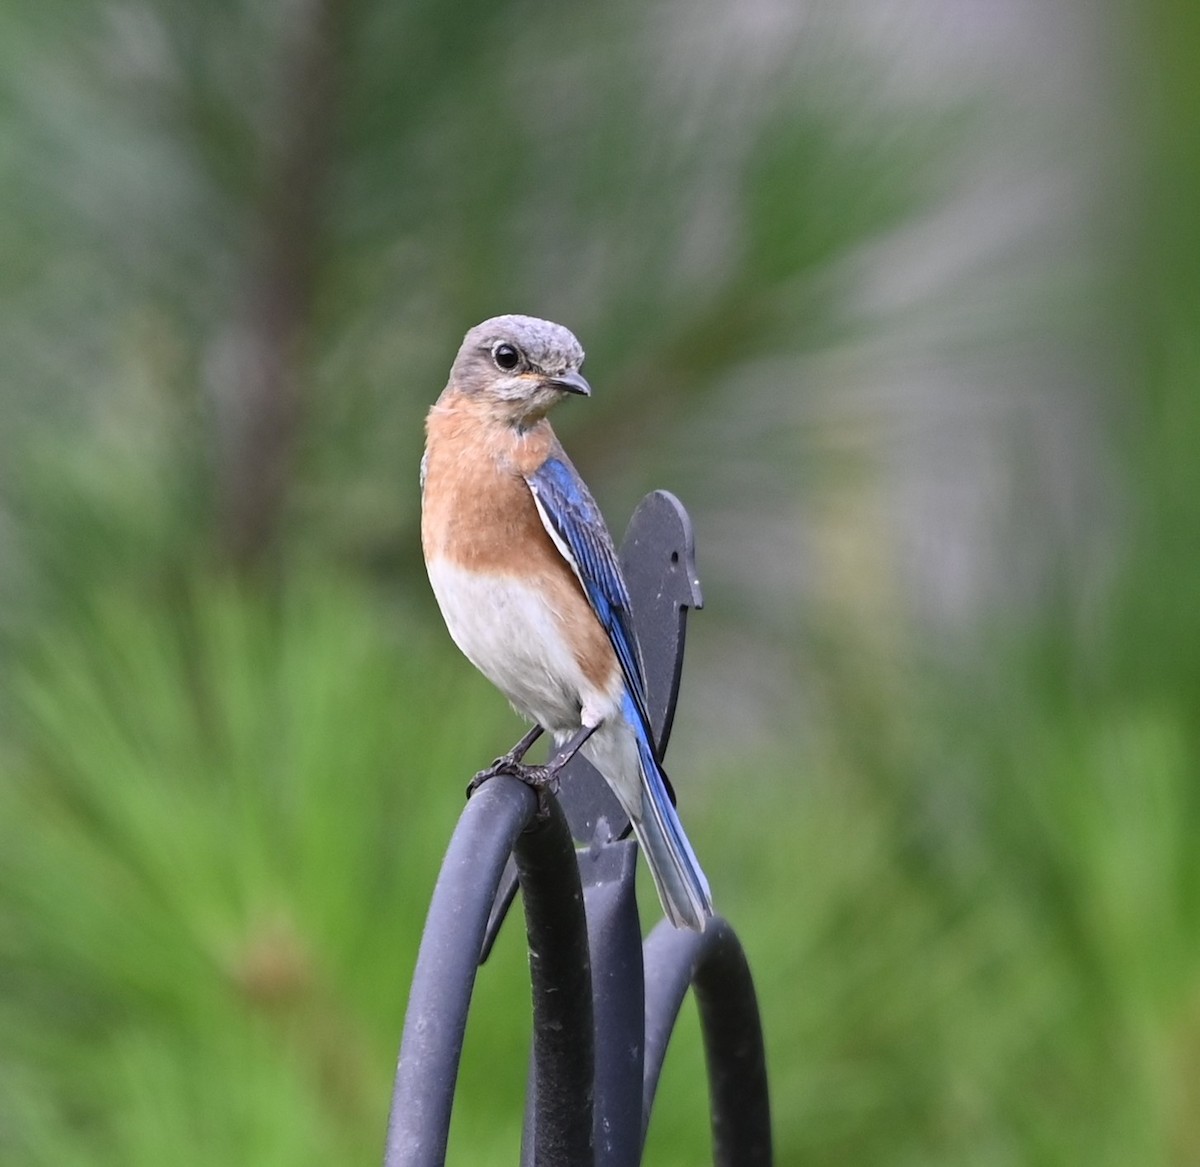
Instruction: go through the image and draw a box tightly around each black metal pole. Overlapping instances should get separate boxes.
[642,918,773,1167]
[581,840,645,1167]
[383,777,536,1167]
[515,797,596,1167]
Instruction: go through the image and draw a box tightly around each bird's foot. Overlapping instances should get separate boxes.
[466,755,511,796]
[465,759,561,808]
[466,758,561,793]
[465,726,545,799]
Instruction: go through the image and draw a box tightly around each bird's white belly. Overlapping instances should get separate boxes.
[426,557,611,734]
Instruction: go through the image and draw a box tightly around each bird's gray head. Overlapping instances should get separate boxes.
[447,314,590,426]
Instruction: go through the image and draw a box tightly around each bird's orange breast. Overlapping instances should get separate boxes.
[421,393,618,691]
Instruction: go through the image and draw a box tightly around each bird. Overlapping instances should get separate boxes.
[420,313,713,931]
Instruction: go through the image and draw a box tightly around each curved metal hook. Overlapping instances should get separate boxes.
[642,918,772,1167]
[384,779,595,1167]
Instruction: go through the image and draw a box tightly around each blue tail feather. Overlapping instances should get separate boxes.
[624,695,713,930]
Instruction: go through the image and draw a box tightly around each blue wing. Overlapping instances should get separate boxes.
[526,456,653,735]
[529,455,711,928]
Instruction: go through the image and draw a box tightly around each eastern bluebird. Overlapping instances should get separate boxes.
[420,314,713,931]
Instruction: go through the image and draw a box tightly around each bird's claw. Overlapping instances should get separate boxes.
[465,749,523,796]
[511,765,561,819]
[465,760,561,811]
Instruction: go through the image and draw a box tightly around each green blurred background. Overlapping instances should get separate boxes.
[2,0,1198,1163]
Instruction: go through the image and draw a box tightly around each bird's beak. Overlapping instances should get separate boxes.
[548,371,591,397]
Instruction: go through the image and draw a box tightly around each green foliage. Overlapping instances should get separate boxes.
[0,570,520,1163]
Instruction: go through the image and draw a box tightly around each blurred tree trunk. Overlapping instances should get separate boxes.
[213,0,344,573]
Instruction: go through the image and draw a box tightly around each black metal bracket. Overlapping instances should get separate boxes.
[384,492,772,1167]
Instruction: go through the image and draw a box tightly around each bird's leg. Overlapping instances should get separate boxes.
[465,725,545,797]
[465,723,598,818]
[516,722,599,818]
[543,722,598,776]
[508,723,545,765]
[491,724,545,771]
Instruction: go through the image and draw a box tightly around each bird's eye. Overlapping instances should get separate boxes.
[492,343,521,371]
